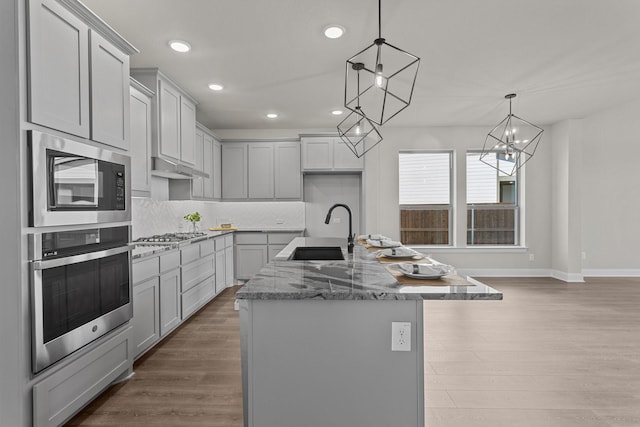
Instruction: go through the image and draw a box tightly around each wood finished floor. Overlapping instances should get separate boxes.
[67,278,640,427]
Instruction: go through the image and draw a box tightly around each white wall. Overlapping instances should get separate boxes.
[550,120,584,281]
[580,98,640,274]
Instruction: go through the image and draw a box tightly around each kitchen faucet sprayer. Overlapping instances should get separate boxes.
[325,203,354,254]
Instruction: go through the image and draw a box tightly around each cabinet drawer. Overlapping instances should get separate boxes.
[181,275,215,319]
[224,234,234,248]
[133,256,159,283]
[200,239,215,257]
[267,232,300,245]
[181,254,214,292]
[181,243,200,265]
[32,325,132,427]
[235,232,268,245]
[159,250,180,273]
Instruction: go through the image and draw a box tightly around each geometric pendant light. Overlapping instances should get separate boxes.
[479,93,544,176]
[337,63,383,158]
[344,0,420,126]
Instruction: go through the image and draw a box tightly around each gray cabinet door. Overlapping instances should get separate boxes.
[129,84,152,194]
[225,246,234,286]
[275,142,301,199]
[248,143,275,199]
[301,139,332,170]
[213,140,222,199]
[235,245,267,280]
[28,0,90,138]
[132,277,160,358]
[192,129,204,198]
[203,133,215,199]
[333,137,364,170]
[180,97,196,165]
[222,143,248,199]
[159,269,181,336]
[89,30,129,149]
[215,250,225,294]
[158,79,181,160]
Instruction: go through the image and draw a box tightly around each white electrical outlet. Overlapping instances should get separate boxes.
[529,253,535,262]
[391,321,411,352]
[276,219,284,224]
[333,217,341,224]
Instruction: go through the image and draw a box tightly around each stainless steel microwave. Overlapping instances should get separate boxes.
[29,130,131,227]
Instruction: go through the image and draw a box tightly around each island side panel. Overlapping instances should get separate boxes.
[242,299,424,427]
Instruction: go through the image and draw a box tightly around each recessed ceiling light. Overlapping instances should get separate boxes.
[168,40,191,53]
[208,83,224,91]
[331,109,344,116]
[324,25,345,39]
[266,113,278,119]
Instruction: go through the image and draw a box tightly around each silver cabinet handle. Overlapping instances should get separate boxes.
[31,244,134,270]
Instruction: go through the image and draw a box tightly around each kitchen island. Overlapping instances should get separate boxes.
[236,237,502,427]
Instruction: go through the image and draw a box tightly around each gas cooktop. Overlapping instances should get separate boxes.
[134,232,207,243]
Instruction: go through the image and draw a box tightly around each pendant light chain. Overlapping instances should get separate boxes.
[378,0,382,39]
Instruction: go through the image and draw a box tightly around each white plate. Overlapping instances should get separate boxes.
[366,239,402,248]
[358,234,388,241]
[394,263,451,279]
[376,247,423,259]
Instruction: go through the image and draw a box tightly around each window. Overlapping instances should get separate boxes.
[399,151,452,245]
[466,152,519,245]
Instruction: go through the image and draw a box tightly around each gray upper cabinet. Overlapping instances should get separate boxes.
[222,140,301,201]
[168,124,217,201]
[180,98,197,165]
[27,0,136,146]
[248,143,275,199]
[89,30,130,149]
[191,129,205,198]
[129,79,153,196]
[222,143,248,199]
[158,79,181,160]
[130,68,198,166]
[213,140,222,199]
[301,136,363,171]
[203,133,215,199]
[275,141,301,199]
[28,0,90,138]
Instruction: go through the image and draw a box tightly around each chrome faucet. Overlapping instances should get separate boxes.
[324,203,354,254]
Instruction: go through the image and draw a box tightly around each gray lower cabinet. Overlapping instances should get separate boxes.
[32,325,132,427]
[159,251,181,335]
[235,232,301,280]
[132,276,160,356]
[132,256,161,358]
[180,240,216,319]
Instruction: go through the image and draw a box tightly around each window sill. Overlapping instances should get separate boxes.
[407,245,528,254]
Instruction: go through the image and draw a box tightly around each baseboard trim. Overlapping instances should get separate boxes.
[458,268,585,283]
[582,269,640,277]
[458,268,551,278]
[550,270,585,283]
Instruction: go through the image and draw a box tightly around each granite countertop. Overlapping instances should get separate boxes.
[132,229,235,260]
[236,237,503,301]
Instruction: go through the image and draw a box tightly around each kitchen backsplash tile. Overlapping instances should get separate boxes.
[131,198,305,239]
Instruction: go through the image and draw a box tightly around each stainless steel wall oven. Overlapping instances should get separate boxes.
[29,226,133,373]
[29,130,131,227]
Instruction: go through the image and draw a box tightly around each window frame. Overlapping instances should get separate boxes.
[465,150,521,247]
[398,150,454,246]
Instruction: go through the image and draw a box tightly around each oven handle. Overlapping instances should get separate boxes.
[31,244,134,270]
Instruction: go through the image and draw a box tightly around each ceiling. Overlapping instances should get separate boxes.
[83,0,640,131]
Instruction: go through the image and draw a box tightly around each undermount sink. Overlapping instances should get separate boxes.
[290,246,345,261]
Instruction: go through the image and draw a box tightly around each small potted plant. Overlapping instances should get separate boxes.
[183,211,201,233]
